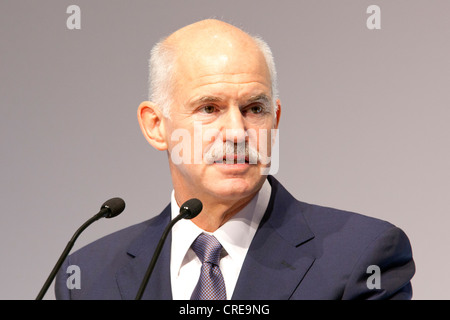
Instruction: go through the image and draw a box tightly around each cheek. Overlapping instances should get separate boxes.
[167,131,214,166]
[166,127,194,165]
[248,126,275,156]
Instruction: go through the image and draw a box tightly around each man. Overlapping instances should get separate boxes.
[55,19,415,299]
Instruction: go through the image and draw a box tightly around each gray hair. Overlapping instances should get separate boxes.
[148,34,278,119]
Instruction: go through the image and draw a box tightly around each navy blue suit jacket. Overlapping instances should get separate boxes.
[55,176,415,299]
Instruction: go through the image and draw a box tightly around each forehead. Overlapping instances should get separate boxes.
[179,42,268,77]
[167,26,272,99]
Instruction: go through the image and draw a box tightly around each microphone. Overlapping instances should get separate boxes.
[36,197,126,300]
[135,198,203,300]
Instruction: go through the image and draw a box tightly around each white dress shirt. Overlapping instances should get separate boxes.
[170,179,271,300]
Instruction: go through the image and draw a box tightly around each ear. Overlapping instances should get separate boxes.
[274,99,281,129]
[137,101,168,151]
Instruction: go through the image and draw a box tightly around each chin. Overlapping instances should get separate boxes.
[204,174,265,200]
[172,163,267,202]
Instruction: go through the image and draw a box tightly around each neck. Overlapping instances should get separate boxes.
[174,188,259,233]
[196,194,257,232]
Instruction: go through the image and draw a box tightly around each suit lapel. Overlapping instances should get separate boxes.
[115,205,173,300]
[232,176,316,300]
[114,176,315,300]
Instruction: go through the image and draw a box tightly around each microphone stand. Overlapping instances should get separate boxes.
[36,208,111,300]
[134,212,186,300]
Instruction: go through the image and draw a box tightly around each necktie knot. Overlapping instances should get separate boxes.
[191,233,223,266]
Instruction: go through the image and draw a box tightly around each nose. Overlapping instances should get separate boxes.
[222,106,246,144]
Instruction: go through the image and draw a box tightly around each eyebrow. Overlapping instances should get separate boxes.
[190,93,271,106]
[193,96,224,105]
[246,94,271,105]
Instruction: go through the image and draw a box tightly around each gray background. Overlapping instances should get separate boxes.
[1,0,449,300]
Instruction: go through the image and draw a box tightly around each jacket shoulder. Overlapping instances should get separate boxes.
[268,175,395,240]
[55,206,170,299]
[302,201,395,238]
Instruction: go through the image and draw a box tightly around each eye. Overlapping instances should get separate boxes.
[244,104,267,115]
[249,105,263,114]
[201,105,216,114]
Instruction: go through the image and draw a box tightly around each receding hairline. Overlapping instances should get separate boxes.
[148,19,279,117]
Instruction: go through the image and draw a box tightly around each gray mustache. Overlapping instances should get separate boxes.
[204,140,262,164]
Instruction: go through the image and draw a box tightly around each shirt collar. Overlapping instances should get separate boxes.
[170,178,272,274]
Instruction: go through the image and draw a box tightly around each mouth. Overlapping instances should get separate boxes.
[215,154,250,165]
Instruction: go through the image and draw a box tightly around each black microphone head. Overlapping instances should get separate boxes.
[101,197,126,218]
[179,198,203,219]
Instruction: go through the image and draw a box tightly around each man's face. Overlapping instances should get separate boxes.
[163,34,280,204]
